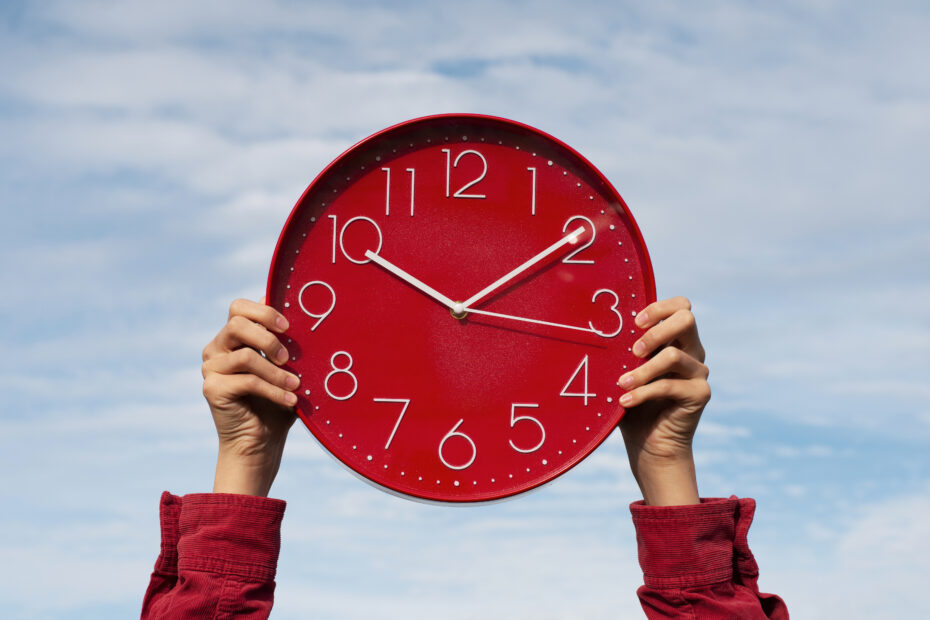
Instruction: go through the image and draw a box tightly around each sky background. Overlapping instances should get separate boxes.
[1,1,928,618]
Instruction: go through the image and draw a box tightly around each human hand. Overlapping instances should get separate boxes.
[617,297,710,506]
[201,298,299,497]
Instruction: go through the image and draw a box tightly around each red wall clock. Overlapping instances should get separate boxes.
[266,114,655,503]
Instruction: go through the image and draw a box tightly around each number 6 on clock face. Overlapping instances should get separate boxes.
[267,114,655,503]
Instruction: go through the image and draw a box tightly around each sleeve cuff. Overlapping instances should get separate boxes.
[177,493,287,582]
[630,496,756,589]
[153,491,182,575]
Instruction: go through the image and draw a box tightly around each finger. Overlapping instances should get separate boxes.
[203,371,298,409]
[202,347,300,392]
[634,296,692,330]
[208,315,290,364]
[618,377,711,410]
[632,308,704,361]
[618,346,708,390]
[228,298,289,334]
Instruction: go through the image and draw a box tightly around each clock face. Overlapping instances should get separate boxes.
[267,114,655,503]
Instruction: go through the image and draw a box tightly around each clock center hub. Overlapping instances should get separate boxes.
[451,301,468,320]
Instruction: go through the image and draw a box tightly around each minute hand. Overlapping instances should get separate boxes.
[461,226,585,309]
[365,250,457,310]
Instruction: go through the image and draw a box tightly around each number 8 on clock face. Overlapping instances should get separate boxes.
[267,114,655,503]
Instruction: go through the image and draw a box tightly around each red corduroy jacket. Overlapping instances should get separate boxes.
[142,492,787,619]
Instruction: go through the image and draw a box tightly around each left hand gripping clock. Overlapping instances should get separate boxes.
[266,114,655,503]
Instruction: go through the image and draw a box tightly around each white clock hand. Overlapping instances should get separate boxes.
[365,250,459,311]
[461,226,586,309]
[463,306,597,335]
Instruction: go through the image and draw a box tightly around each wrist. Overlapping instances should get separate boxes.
[628,451,699,506]
[213,445,284,497]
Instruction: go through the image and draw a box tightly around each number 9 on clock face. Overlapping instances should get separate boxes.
[267,114,655,503]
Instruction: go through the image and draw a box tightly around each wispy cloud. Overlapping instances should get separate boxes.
[1,1,929,618]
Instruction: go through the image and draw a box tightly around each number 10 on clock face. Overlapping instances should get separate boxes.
[267,115,655,503]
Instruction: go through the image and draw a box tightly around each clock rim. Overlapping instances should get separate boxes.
[266,113,656,504]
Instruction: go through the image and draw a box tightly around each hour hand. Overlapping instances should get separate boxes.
[365,250,458,311]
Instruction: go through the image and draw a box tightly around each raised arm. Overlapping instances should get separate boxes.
[618,297,788,619]
[142,298,296,620]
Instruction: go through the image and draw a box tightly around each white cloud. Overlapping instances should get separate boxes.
[2,1,929,617]
[772,485,930,618]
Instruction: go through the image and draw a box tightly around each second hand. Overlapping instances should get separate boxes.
[462,307,595,334]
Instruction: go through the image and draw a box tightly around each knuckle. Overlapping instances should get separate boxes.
[663,346,683,365]
[229,298,248,317]
[228,314,250,331]
[233,346,258,366]
[695,380,712,402]
[243,374,262,392]
[674,296,693,311]
[202,375,219,401]
[679,309,696,328]
[699,362,710,379]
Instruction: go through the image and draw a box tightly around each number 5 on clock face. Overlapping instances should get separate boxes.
[267,114,655,503]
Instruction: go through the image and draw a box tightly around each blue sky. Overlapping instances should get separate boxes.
[1,1,929,617]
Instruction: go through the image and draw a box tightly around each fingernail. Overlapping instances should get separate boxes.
[285,374,299,389]
[635,311,648,328]
[276,348,289,363]
[620,393,633,406]
[618,373,634,389]
[284,392,298,406]
[633,341,646,356]
[276,316,289,332]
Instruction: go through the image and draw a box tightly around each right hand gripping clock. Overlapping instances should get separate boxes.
[267,114,655,503]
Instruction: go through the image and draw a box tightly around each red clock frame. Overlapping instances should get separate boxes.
[267,114,655,503]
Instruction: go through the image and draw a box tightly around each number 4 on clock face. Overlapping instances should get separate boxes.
[267,114,655,503]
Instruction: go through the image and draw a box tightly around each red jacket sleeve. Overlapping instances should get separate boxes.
[141,491,286,619]
[631,497,788,619]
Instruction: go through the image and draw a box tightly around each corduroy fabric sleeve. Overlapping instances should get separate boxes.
[630,497,789,619]
[141,492,286,620]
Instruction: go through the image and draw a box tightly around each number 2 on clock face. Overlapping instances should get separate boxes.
[267,114,655,503]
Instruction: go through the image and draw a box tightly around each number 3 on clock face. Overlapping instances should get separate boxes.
[267,114,655,503]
